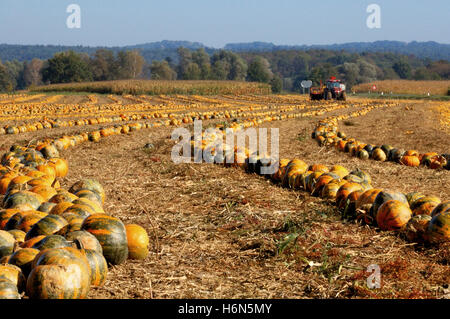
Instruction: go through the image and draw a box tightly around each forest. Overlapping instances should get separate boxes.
[0,45,449,93]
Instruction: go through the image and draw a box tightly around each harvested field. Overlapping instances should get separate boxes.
[0,93,448,299]
[353,80,450,96]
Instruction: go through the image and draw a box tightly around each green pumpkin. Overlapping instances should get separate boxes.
[81,214,128,265]
[0,230,15,259]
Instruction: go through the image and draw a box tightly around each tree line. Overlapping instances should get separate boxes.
[0,47,449,93]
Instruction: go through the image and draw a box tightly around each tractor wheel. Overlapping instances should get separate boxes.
[326,91,332,101]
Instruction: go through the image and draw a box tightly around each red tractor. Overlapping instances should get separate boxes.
[310,76,347,101]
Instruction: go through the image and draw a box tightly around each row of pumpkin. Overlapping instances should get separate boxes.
[0,96,334,137]
[312,105,450,170]
[187,125,449,245]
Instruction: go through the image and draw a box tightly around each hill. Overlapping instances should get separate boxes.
[224,41,450,61]
[0,40,449,63]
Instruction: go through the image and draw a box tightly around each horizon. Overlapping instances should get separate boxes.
[0,39,450,50]
[0,0,449,48]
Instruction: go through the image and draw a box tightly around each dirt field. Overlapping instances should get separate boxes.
[1,94,449,299]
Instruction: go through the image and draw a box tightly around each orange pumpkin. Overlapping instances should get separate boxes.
[376,200,412,231]
[410,196,441,216]
[26,263,89,299]
[400,155,420,167]
[125,224,149,260]
[47,158,69,178]
[0,264,26,292]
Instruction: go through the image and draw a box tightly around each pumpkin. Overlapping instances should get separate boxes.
[0,264,26,292]
[404,150,419,157]
[73,189,103,206]
[26,264,89,299]
[305,171,324,193]
[24,214,69,241]
[282,161,308,187]
[428,155,447,170]
[270,159,290,183]
[0,230,15,258]
[30,247,90,291]
[329,165,349,178]
[49,202,73,215]
[0,209,19,230]
[349,169,372,185]
[66,230,103,254]
[298,171,313,190]
[4,211,30,231]
[400,155,420,167]
[431,201,450,217]
[16,211,48,233]
[388,148,405,163]
[308,164,329,173]
[20,235,46,248]
[47,158,69,178]
[363,144,375,154]
[83,249,108,286]
[376,200,412,231]
[63,204,94,219]
[410,196,441,216]
[405,192,425,206]
[0,177,12,195]
[7,229,26,243]
[49,192,78,204]
[71,198,104,214]
[29,185,57,202]
[355,189,383,211]
[311,174,336,197]
[381,144,394,155]
[336,183,364,209]
[69,179,105,205]
[38,202,56,213]
[61,213,84,233]
[3,191,44,210]
[36,164,56,180]
[403,214,432,243]
[342,190,363,220]
[8,248,40,276]
[81,214,128,265]
[40,145,59,159]
[0,277,20,299]
[125,224,149,260]
[371,148,386,161]
[343,174,365,184]
[357,149,369,160]
[370,191,408,219]
[321,180,346,200]
[5,176,33,193]
[32,235,72,250]
[426,211,450,243]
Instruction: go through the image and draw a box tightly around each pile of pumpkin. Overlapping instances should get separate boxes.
[0,145,149,299]
[187,125,449,246]
[313,117,450,170]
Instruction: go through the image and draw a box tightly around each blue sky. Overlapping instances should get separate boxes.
[0,0,449,47]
